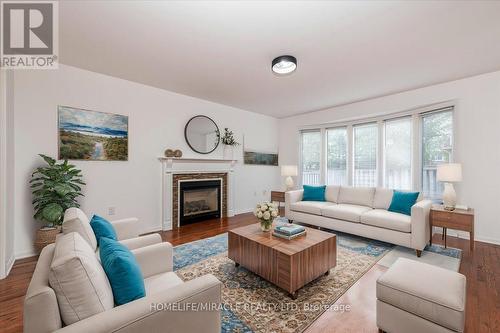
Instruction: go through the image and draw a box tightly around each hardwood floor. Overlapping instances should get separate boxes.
[1,212,499,333]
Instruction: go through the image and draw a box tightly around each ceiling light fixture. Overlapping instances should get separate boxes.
[272,55,297,75]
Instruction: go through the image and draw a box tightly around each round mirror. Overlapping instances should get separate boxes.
[184,115,220,154]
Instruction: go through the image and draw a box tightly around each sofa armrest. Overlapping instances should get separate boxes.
[131,242,173,277]
[285,190,303,218]
[110,217,140,240]
[410,199,432,250]
[119,233,162,250]
[54,274,222,333]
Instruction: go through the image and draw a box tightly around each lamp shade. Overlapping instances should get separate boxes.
[281,165,298,177]
[437,163,462,182]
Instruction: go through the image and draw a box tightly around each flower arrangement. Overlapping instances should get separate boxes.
[254,202,279,232]
[221,128,239,146]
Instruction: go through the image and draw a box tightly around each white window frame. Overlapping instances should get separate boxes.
[298,101,455,195]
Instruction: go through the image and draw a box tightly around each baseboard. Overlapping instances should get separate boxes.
[235,208,254,215]
[432,227,500,246]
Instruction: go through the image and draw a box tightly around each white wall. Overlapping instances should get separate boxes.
[12,64,280,258]
[279,70,500,245]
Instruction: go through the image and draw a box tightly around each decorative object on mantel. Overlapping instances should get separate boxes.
[437,163,462,210]
[221,128,240,160]
[174,149,183,158]
[244,151,278,166]
[164,149,183,158]
[58,106,128,161]
[164,149,175,157]
[184,115,220,154]
[254,202,279,232]
[281,165,298,190]
[30,154,85,252]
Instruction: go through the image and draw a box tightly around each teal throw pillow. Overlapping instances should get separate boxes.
[90,215,117,246]
[388,191,420,216]
[302,185,326,202]
[99,237,145,306]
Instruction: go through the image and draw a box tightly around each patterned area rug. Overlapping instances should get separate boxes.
[173,231,393,333]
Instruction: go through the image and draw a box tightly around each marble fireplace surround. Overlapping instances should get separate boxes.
[159,157,236,230]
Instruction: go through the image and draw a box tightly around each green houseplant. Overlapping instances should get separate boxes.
[30,154,85,251]
[221,128,239,160]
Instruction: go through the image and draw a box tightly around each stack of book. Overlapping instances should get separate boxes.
[273,224,306,240]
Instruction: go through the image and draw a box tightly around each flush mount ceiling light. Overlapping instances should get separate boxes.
[272,55,297,75]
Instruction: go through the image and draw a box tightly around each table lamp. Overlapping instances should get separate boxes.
[437,163,462,211]
[281,165,298,191]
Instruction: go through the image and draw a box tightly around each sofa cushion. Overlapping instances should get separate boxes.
[100,237,146,306]
[361,209,411,233]
[302,185,326,201]
[62,207,98,251]
[338,186,375,207]
[321,204,372,223]
[144,272,183,295]
[48,232,114,325]
[373,188,394,210]
[90,215,117,246]
[388,191,420,216]
[325,185,340,203]
[290,201,335,215]
[377,258,466,332]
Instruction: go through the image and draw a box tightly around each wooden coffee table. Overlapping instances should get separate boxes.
[228,223,337,299]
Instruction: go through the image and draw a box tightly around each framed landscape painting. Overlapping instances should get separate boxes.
[58,106,128,161]
[243,151,278,166]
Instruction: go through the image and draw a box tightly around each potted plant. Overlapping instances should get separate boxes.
[221,127,239,160]
[30,154,85,252]
[254,202,279,232]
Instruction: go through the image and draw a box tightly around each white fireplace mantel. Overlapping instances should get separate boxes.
[159,157,237,231]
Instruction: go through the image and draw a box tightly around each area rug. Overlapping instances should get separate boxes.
[378,244,462,271]
[173,232,392,333]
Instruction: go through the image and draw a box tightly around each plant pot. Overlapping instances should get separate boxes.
[223,145,233,160]
[34,226,61,253]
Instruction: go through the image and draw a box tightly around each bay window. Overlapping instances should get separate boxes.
[421,110,453,200]
[353,123,378,187]
[326,127,347,185]
[384,117,412,190]
[301,131,321,185]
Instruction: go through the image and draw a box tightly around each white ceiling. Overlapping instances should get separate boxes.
[59,1,500,118]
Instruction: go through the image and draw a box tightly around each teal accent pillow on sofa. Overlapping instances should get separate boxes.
[302,185,326,201]
[90,215,117,246]
[388,191,420,216]
[99,237,145,306]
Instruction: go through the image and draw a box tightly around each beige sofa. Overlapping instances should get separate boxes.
[285,186,432,256]
[24,208,222,333]
[24,233,222,333]
[62,207,162,251]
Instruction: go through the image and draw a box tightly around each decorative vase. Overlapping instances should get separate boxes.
[223,145,233,160]
[259,219,273,232]
[34,226,61,253]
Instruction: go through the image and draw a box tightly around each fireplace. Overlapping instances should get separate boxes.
[179,179,222,226]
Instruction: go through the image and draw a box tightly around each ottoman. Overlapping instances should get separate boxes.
[376,258,466,333]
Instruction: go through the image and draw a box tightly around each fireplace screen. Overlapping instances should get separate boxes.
[183,188,219,216]
[179,179,222,226]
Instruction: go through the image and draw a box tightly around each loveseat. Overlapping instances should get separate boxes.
[285,186,432,256]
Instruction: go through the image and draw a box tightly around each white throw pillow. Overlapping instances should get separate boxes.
[338,186,375,207]
[62,207,98,251]
[325,185,340,203]
[373,188,394,210]
[48,232,114,325]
